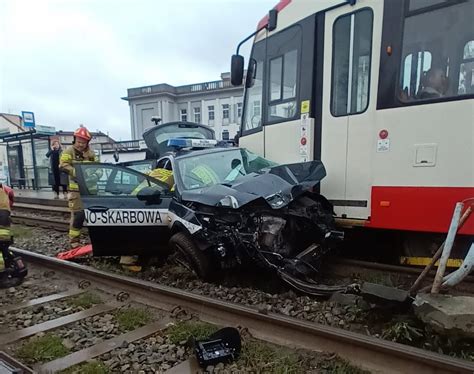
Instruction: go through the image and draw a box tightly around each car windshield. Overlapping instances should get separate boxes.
[176,148,277,190]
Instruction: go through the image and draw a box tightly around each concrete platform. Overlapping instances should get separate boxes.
[13,189,68,207]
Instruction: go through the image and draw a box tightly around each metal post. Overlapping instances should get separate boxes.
[409,206,472,295]
[431,202,463,293]
[442,242,474,287]
[30,132,39,190]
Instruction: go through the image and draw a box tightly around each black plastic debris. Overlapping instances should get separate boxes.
[193,327,241,368]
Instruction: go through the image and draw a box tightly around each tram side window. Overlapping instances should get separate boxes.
[331,9,373,117]
[265,25,301,123]
[398,1,474,102]
[268,49,298,121]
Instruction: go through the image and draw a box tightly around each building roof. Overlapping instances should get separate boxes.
[55,130,116,144]
[0,113,24,131]
[122,72,244,101]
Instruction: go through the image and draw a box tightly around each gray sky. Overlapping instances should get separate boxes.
[0,0,275,140]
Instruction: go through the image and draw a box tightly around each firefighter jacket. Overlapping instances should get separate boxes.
[59,146,99,192]
[132,168,174,195]
[0,185,13,242]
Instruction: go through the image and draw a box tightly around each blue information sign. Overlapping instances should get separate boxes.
[21,111,35,128]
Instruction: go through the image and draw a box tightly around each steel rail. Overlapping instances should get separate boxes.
[12,247,474,374]
[11,214,69,231]
[331,258,474,285]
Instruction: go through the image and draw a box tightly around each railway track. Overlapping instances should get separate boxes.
[4,247,474,374]
[11,214,69,231]
[10,210,474,293]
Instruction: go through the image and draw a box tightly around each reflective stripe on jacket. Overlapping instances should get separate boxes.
[60,146,99,191]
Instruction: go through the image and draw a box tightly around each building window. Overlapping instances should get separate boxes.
[222,130,229,140]
[331,9,373,116]
[180,109,187,122]
[208,106,215,121]
[193,107,201,123]
[222,104,230,120]
[237,102,242,118]
[459,40,474,95]
[253,101,261,117]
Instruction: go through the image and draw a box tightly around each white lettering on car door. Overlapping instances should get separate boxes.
[85,209,168,226]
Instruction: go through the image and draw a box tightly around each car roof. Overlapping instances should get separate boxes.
[164,146,242,160]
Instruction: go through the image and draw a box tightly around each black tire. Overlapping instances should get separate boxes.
[169,232,212,280]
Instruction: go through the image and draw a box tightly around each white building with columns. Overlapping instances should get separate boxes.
[123,73,244,141]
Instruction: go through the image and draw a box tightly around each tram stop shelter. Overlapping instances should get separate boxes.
[0,127,56,190]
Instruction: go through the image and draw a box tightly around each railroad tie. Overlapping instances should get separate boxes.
[36,318,171,373]
[2,289,85,313]
[164,356,201,374]
[0,303,117,346]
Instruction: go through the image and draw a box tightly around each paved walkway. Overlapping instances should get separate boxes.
[13,189,58,200]
[13,189,68,206]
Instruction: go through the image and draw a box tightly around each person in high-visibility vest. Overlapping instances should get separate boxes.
[0,183,27,288]
[60,126,100,248]
[123,167,175,272]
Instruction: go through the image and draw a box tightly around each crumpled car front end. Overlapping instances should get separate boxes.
[170,160,349,296]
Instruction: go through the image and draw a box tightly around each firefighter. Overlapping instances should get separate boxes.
[0,183,27,288]
[60,126,100,248]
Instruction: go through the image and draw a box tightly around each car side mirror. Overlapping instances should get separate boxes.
[231,55,244,86]
[136,186,162,204]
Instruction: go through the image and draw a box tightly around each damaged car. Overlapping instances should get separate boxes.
[74,122,347,295]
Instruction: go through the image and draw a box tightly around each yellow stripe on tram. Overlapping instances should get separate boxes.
[399,256,463,268]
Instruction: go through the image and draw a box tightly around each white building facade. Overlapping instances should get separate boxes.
[123,73,244,141]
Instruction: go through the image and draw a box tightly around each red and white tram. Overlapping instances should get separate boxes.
[231,0,474,254]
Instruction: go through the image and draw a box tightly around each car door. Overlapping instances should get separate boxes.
[74,163,172,256]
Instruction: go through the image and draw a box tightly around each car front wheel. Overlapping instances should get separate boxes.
[169,232,213,280]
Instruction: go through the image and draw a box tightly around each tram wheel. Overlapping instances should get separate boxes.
[402,232,444,258]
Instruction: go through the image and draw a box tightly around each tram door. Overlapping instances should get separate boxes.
[321,1,382,219]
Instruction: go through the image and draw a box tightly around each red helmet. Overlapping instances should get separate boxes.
[73,126,92,142]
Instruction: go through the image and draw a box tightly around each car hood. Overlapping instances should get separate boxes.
[180,161,326,209]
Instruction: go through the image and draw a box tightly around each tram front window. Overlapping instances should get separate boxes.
[243,42,264,131]
[399,0,474,101]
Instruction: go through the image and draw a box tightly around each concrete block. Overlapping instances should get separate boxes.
[413,293,474,338]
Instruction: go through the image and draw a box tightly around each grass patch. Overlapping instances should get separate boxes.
[318,354,370,374]
[60,360,109,374]
[11,225,33,238]
[360,272,396,287]
[382,317,474,361]
[89,258,121,273]
[17,333,69,363]
[239,343,369,374]
[66,292,101,309]
[167,321,218,345]
[237,340,301,373]
[382,320,424,344]
[116,308,151,331]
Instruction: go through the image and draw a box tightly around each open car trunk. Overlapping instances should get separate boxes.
[142,122,215,159]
